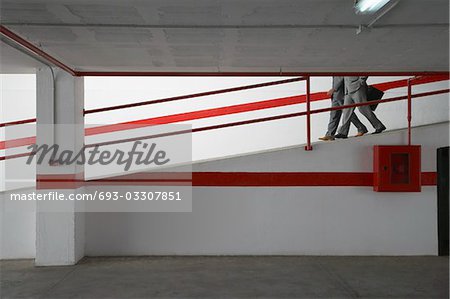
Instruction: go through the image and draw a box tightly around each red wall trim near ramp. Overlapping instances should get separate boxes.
[191,172,436,187]
[37,172,437,189]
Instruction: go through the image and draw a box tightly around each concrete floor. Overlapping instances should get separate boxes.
[1,256,448,299]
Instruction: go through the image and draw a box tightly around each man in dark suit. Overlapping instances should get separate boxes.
[319,76,368,141]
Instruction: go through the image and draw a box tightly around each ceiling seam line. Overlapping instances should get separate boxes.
[1,23,448,29]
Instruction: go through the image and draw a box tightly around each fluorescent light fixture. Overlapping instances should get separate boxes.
[355,0,392,14]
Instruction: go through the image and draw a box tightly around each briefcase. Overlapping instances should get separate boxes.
[367,85,384,111]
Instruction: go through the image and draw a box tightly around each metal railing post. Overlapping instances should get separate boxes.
[407,78,412,146]
[305,76,313,151]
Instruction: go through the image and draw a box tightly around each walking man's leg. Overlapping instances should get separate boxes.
[335,95,355,138]
[325,96,342,136]
[325,95,367,138]
[353,89,386,133]
[349,113,368,136]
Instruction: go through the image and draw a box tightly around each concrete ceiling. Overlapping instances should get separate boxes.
[0,0,449,73]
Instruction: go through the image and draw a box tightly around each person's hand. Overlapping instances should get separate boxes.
[327,88,335,96]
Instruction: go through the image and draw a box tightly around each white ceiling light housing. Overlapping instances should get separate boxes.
[355,0,392,14]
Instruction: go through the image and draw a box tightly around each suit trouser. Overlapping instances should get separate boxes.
[326,95,367,136]
[337,88,385,136]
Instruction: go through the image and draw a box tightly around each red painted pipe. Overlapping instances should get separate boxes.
[0,26,77,76]
[0,118,37,128]
[0,152,33,161]
[1,25,449,79]
[78,71,450,77]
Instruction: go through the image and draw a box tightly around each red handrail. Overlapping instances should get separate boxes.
[1,88,448,161]
[3,74,447,128]
[74,88,450,150]
[0,118,37,128]
[1,86,449,159]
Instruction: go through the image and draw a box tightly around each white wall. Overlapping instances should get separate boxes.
[0,74,36,192]
[84,122,448,256]
[0,189,35,259]
[0,75,448,258]
[0,75,36,259]
[1,122,448,259]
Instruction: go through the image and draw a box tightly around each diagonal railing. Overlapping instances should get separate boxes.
[1,75,449,161]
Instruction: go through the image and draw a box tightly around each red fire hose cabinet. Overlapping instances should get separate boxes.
[373,145,421,192]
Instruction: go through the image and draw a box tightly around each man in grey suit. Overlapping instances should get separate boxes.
[334,76,386,139]
[319,76,368,141]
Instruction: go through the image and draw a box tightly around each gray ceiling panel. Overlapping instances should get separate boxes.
[1,0,448,72]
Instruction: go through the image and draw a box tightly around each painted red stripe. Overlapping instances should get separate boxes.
[0,137,36,151]
[2,88,449,153]
[37,174,84,180]
[190,172,437,187]
[421,172,437,186]
[38,180,192,189]
[192,172,373,186]
[37,172,192,189]
[2,88,449,152]
[36,172,438,188]
[37,173,84,189]
[84,89,449,148]
[85,94,318,136]
[1,76,448,150]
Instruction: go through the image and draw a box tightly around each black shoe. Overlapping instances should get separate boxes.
[372,127,386,135]
[334,133,348,139]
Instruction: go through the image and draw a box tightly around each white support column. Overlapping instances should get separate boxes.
[35,67,85,266]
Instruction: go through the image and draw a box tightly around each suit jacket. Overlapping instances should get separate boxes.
[332,76,345,101]
[344,76,368,94]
